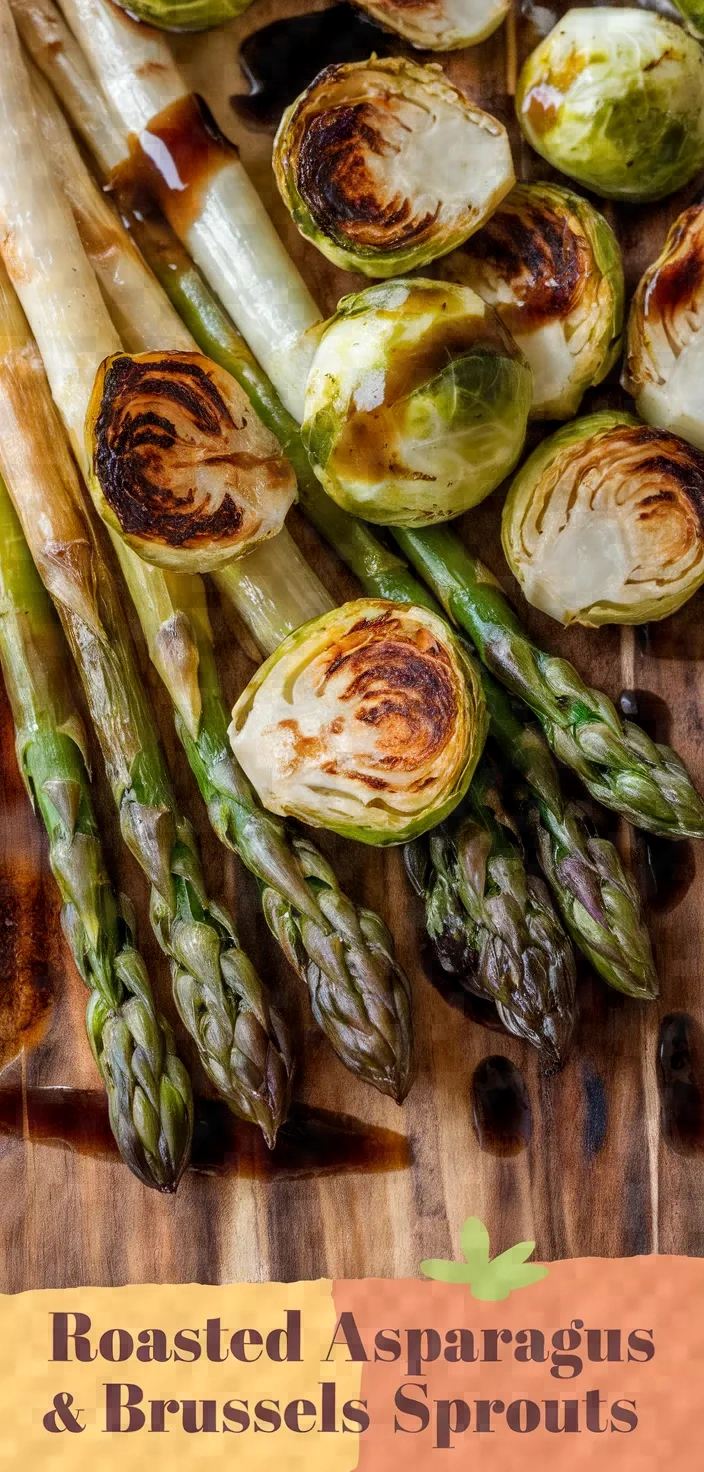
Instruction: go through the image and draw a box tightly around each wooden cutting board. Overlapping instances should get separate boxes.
[1,0,703,1291]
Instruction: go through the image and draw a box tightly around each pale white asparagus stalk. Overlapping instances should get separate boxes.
[44,0,321,416]
[11,0,126,173]
[0,12,201,731]
[28,61,333,652]
[29,64,194,357]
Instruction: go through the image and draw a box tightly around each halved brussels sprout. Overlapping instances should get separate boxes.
[229,598,488,845]
[435,183,624,421]
[502,410,704,626]
[273,57,514,278]
[112,0,252,29]
[516,9,704,203]
[623,204,704,452]
[86,350,296,573]
[302,278,532,527]
[352,0,509,50]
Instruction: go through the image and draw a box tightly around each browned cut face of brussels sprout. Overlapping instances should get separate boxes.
[624,204,704,452]
[274,57,514,278]
[229,598,488,845]
[86,351,296,572]
[435,182,624,420]
[502,411,704,626]
[302,278,532,527]
[516,8,704,203]
[352,0,509,50]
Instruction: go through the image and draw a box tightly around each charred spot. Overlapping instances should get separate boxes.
[647,207,704,329]
[93,353,250,549]
[322,625,458,768]
[605,426,704,529]
[465,194,587,331]
[295,99,440,251]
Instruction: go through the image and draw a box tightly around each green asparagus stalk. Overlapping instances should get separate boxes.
[0,474,193,1189]
[124,202,658,1003]
[171,577,413,1102]
[0,260,293,1149]
[23,86,414,1105]
[406,758,577,1066]
[393,525,704,841]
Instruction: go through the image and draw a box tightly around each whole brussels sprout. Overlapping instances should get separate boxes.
[352,0,509,50]
[274,57,514,278]
[623,203,704,451]
[502,410,704,626]
[86,351,296,572]
[302,278,532,527]
[112,0,251,27]
[435,182,624,420]
[516,8,704,203]
[229,598,488,845]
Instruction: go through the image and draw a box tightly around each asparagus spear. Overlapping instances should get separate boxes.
[406,759,576,1066]
[393,524,704,840]
[0,473,193,1190]
[0,271,292,1149]
[23,72,414,1103]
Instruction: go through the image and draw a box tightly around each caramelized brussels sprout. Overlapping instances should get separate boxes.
[274,57,514,278]
[86,351,296,572]
[111,0,252,29]
[302,278,532,527]
[624,203,704,451]
[516,9,704,202]
[352,0,509,50]
[502,410,704,626]
[435,182,624,420]
[229,598,488,845]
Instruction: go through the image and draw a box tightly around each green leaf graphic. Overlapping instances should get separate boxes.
[421,1216,549,1302]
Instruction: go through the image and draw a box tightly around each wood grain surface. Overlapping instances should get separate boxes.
[1,0,703,1291]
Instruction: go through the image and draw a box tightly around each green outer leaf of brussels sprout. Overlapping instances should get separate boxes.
[501,408,704,627]
[229,606,489,847]
[672,0,704,40]
[516,9,704,203]
[112,0,252,27]
[273,57,515,278]
[301,280,533,528]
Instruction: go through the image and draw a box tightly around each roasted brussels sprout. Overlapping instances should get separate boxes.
[229,598,488,845]
[624,204,704,451]
[352,0,509,50]
[435,183,624,421]
[86,351,296,573]
[111,0,252,28]
[502,410,704,626]
[302,278,532,527]
[274,57,514,278]
[516,9,704,203]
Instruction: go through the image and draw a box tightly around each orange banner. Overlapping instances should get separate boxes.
[0,1258,701,1467]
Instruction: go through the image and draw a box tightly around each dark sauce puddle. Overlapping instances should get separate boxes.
[471,1055,532,1156]
[232,4,396,129]
[0,1089,410,1180]
[658,1013,704,1155]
